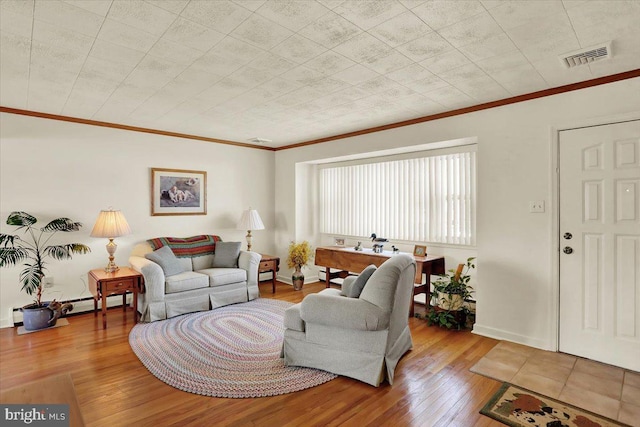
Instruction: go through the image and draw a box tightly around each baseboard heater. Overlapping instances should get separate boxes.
[12,294,133,327]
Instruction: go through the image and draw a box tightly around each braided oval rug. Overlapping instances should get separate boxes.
[129,298,336,398]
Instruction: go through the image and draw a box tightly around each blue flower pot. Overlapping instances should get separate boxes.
[21,303,55,330]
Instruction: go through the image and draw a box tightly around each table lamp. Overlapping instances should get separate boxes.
[237,208,264,251]
[90,208,132,272]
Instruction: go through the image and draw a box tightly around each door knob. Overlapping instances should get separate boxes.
[563,247,573,254]
[563,232,572,240]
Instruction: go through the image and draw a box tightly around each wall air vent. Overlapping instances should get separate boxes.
[560,42,612,68]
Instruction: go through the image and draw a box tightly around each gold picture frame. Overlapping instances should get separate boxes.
[413,245,427,257]
[151,168,207,216]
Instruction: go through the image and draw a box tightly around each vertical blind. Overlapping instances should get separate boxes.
[319,150,476,246]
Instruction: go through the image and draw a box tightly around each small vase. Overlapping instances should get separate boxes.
[292,265,304,291]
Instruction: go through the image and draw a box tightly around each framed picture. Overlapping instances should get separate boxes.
[334,237,345,246]
[413,245,427,257]
[151,168,207,216]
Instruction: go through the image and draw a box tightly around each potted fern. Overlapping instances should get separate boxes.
[0,211,91,330]
[427,257,475,330]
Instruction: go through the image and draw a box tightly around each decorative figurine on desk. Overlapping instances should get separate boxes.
[372,243,384,253]
[370,233,389,243]
[354,241,363,251]
[391,245,400,254]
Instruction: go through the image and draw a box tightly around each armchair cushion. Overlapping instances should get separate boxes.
[301,292,389,331]
[145,246,184,277]
[198,268,247,287]
[165,271,209,293]
[212,241,241,268]
[342,264,376,298]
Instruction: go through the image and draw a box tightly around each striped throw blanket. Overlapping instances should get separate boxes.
[147,235,221,258]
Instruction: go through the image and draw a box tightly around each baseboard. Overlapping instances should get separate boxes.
[472,323,551,351]
[11,294,132,327]
[275,274,319,286]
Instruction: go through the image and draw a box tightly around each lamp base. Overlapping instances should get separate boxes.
[104,238,119,273]
[246,230,253,252]
[104,262,120,273]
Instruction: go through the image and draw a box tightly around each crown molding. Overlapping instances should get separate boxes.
[276,68,640,151]
[0,107,275,151]
[1,68,638,152]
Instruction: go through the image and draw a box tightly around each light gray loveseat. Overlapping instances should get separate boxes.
[281,254,417,386]
[129,235,260,322]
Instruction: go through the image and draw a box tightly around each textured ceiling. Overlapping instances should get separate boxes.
[1,0,639,148]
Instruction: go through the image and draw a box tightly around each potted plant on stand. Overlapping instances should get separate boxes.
[287,241,312,291]
[0,211,91,330]
[426,257,475,330]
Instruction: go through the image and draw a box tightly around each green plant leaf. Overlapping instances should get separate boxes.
[19,263,44,295]
[42,245,71,260]
[68,243,91,254]
[0,233,18,247]
[43,243,91,260]
[6,212,37,229]
[41,218,82,233]
[0,247,28,267]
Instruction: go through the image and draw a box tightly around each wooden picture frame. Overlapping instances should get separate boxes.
[151,168,207,216]
[413,245,427,257]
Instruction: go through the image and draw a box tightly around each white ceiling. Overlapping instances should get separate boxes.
[1,0,639,148]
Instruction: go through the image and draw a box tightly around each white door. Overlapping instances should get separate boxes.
[559,120,640,371]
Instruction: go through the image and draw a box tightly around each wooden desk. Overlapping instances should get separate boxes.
[259,254,280,294]
[315,246,445,316]
[88,267,143,329]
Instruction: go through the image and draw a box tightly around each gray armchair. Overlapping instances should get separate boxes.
[281,254,417,386]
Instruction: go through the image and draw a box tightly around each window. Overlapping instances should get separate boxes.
[318,148,476,246]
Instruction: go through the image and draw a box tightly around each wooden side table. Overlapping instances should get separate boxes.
[88,267,143,329]
[258,254,280,294]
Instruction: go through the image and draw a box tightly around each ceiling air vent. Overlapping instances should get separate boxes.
[560,42,612,68]
[249,137,272,144]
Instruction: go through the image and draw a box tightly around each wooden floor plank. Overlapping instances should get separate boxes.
[1,281,503,426]
[0,373,86,427]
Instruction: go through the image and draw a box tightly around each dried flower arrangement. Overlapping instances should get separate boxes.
[286,241,312,269]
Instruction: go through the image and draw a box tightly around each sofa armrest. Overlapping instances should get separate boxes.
[340,275,357,296]
[300,293,389,331]
[129,256,166,301]
[238,251,261,284]
[238,251,261,299]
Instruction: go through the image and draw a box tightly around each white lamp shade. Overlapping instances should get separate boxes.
[90,209,132,238]
[237,209,265,231]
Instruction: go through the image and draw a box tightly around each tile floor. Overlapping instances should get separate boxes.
[470,341,640,426]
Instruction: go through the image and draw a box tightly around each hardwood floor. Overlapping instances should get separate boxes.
[0,282,504,427]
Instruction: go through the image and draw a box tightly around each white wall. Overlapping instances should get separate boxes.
[274,77,640,351]
[0,113,275,328]
[2,77,639,346]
